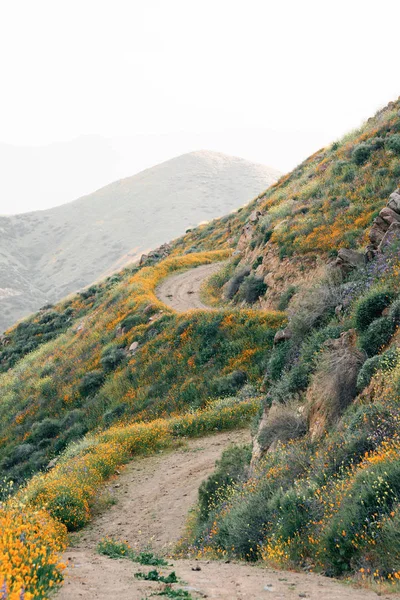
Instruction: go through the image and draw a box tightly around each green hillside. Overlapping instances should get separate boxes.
[2,97,400,597]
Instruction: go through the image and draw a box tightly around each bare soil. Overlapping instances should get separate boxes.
[56,430,393,600]
[156,262,224,312]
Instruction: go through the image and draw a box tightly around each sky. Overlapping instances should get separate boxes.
[0,0,399,213]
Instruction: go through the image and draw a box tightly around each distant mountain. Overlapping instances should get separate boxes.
[0,150,280,331]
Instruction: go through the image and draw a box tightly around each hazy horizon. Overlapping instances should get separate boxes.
[1,0,399,213]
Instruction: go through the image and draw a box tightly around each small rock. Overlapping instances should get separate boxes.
[128,341,139,355]
[274,328,292,344]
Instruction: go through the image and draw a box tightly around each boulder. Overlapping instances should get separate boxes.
[387,189,400,214]
[115,325,126,338]
[369,215,390,247]
[274,328,292,344]
[46,457,58,470]
[378,222,400,253]
[335,248,366,272]
[128,341,139,355]
[248,210,262,223]
[379,206,400,226]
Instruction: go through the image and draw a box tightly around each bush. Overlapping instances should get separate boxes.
[277,285,296,311]
[266,342,292,382]
[388,296,400,324]
[120,314,143,331]
[100,346,126,372]
[103,403,126,426]
[308,335,364,425]
[239,275,267,304]
[386,134,400,155]
[258,404,306,452]
[198,445,251,521]
[358,317,395,357]
[356,347,398,392]
[78,370,105,397]
[354,290,394,332]
[224,267,250,300]
[210,370,248,397]
[352,143,372,165]
[322,459,400,575]
[252,256,263,270]
[30,418,62,443]
[289,272,342,339]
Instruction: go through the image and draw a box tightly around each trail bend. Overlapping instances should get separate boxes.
[155,262,224,312]
[56,430,389,600]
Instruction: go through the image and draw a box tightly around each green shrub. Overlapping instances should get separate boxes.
[135,570,178,584]
[100,346,126,372]
[356,347,398,392]
[322,459,400,575]
[258,406,306,451]
[389,296,400,324]
[354,290,394,332]
[266,342,292,382]
[358,317,394,357]
[277,285,297,311]
[332,160,348,175]
[239,275,267,304]
[78,370,105,397]
[252,256,263,270]
[386,134,400,155]
[352,143,372,165]
[210,370,247,397]
[120,314,143,331]
[30,418,62,442]
[210,478,273,560]
[366,509,400,575]
[198,445,251,521]
[103,403,126,426]
[342,167,356,182]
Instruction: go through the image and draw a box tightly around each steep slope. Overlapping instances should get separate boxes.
[3,98,400,597]
[0,150,280,332]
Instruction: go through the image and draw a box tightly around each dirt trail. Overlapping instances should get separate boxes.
[57,430,391,600]
[156,262,224,312]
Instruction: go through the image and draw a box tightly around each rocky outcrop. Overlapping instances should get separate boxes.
[274,328,292,344]
[139,243,172,267]
[367,188,400,256]
[334,248,366,273]
[379,222,400,253]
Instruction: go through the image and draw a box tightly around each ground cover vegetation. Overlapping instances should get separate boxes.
[183,232,400,586]
[2,98,400,596]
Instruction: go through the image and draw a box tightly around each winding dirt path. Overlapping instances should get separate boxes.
[156,262,224,312]
[56,430,391,600]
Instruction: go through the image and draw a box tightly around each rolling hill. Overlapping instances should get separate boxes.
[0,150,280,332]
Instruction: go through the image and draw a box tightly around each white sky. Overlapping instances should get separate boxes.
[0,0,399,212]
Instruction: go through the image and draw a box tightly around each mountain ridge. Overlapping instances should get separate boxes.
[0,150,279,332]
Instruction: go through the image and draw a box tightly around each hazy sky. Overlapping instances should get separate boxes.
[0,0,399,212]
